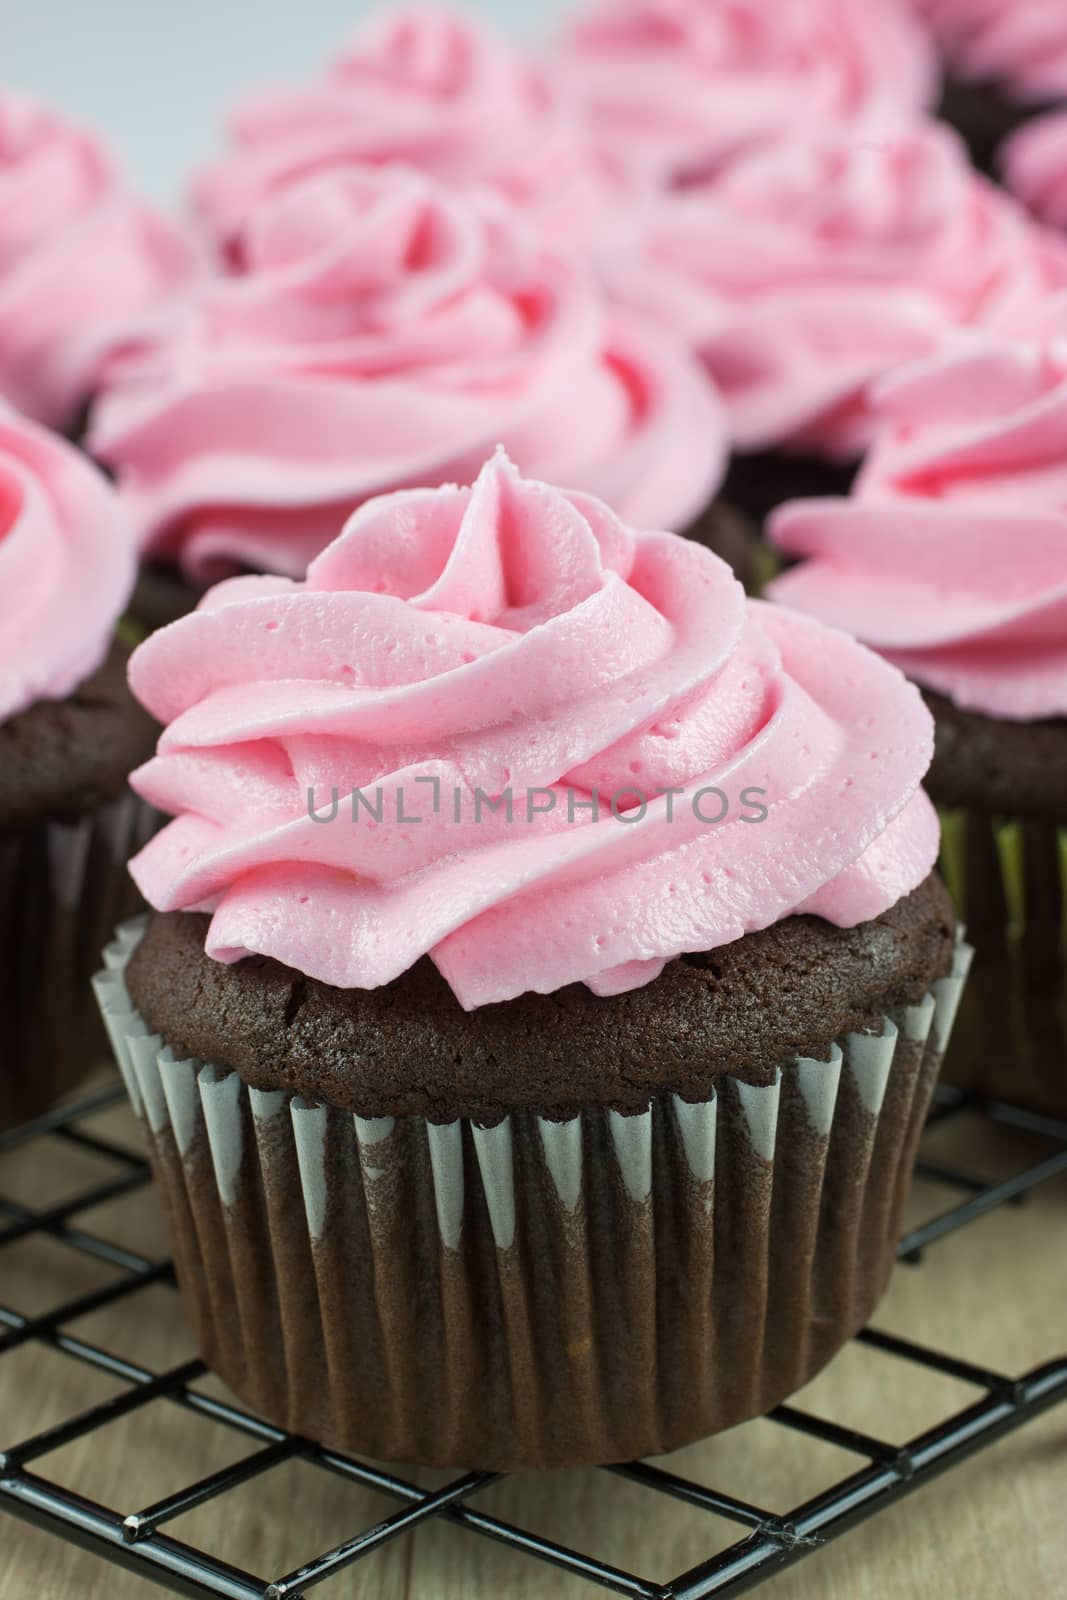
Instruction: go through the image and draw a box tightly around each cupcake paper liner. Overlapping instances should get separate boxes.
[939,806,1067,1117]
[0,792,153,1131]
[94,926,971,1470]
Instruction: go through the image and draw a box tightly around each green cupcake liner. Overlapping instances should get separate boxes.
[940,810,1067,950]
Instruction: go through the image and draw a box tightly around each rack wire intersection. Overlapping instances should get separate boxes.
[2,1083,1066,1600]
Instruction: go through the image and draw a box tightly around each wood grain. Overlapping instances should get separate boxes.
[1,1070,1065,1599]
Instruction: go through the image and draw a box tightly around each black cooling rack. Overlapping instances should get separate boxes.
[2,1082,1066,1600]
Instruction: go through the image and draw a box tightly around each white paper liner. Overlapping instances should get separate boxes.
[94,924,972,1467]
[45,788,151,910]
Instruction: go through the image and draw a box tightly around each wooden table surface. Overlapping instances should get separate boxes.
[1,1069,1065,1600]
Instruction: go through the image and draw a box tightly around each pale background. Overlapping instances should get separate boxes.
[4,7,1067,1597]
[4,0,572,201]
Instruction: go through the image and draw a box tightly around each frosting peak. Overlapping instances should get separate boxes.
[0,402,136,724]
[0,91,195,429]
[128,455,939,1007]
[93,166,726,583]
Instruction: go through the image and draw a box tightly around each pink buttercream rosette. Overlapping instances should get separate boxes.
[768,314,1067,722]
[127,454,939,1008]
[0,401,135,724]
[602,117,1067,457]
[559,0,938,187]
[93,165,727,584]
[858,293,1067,519]
[191,4,625,255]
[0,91,194,430]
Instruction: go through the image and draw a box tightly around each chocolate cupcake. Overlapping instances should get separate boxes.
[770,327,1067,1117]
[0,405,156,1130]
[923,695,1067,1116]
[95,455,967,1468]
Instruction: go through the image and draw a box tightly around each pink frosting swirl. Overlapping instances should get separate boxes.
[917,0,1067,104]
[0,91,195,430]
[769,322,1067,720]
[127,453,939,1007]
[93,166,726,584]
[560,0,938,187]
[0,401,136,724]
[1004,110,1067,232]
[858,303,1067,511]
[603,118,1067,456]
[191,5,621,253]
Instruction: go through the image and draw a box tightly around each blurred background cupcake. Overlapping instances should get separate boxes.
[554,0,943,544]
[917,0,1067,173]
[0,403,156,1130]
[91,162,734,618]
[558,0,939,188]
[770,317,1067,1116]
[597,116,1067,530]
[189,3,630,259]
[95,454,968,1469]
[1004,106,1067,232]
[0,88,194,436]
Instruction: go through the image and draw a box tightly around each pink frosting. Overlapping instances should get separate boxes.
[1004,111,1067,231]
[858,307,1067,511]
[769,321,1067,720]
[917,0,1067,104]
[127,453,939,1007]
[603,118,1067,457]
[0,91,195,430]
[191,5,622,253]
[0,401,136,724]
[93,166,726,584]
[560,0,938,187]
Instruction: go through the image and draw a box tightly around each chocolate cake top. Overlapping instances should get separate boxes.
[127,874,955,1123]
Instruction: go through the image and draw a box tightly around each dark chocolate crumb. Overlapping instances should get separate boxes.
[127,875,956,1123]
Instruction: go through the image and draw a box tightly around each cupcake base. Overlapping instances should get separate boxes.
[95,929,970,1469]
[927,692,1067,1118]
[0,791,151,1129]
[0,644,158,1131]
[938,808,1066,1118]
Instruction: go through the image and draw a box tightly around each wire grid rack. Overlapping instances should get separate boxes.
[1,1081,1066,1600]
